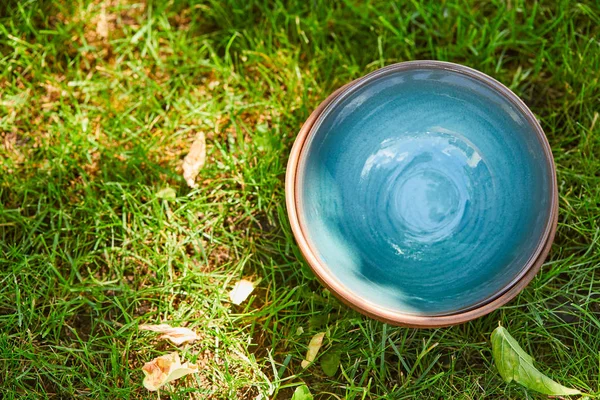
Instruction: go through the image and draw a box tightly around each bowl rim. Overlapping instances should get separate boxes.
[285,60,558,328]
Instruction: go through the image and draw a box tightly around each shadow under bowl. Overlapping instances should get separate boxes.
[286,61,557,327]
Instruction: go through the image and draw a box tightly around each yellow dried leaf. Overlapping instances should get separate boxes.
[139,323,199,345]
[142,352,198,391]
[301,332,325,368]
[229,279,255,305]
[182,132,206,188]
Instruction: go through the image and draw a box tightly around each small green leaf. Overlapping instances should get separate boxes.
[491,326,581,396]
[291,384,313,400]
[308,314,327,330]
[321,350,340,377]
[156,187,176,200]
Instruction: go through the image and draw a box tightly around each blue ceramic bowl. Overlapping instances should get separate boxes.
[286,61,557,327]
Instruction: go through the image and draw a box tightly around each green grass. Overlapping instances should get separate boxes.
[1,0,599,398]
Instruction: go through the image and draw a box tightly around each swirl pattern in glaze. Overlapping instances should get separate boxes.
[298,67,552,316]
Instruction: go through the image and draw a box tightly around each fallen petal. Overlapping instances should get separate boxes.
[142,352,198,391]
[182,132,206,188]
[301,332,325,368]
[166,361,198,383]
[229,279,255,305]
[139,324,199,345]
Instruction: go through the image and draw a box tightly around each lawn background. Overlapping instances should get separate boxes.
[1,0,599,398]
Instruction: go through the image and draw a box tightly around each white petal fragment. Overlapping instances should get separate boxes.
[229,280,255,305]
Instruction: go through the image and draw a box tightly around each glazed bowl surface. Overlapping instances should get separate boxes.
[287,61,557,326]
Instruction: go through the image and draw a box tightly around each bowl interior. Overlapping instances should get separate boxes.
[297,65,553,316]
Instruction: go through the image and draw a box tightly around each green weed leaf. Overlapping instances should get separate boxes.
[156,187,176,200]
[291,384,313,400]
[491,326,581,396]
[320,350,340,377]
[308,314,327,330]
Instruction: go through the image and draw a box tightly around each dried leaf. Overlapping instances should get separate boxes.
[139,324,198,345]
[491,326,581,396]
[182,132,206,188]
[142,352,198,391]
[291,385,313,400]
[229,279,254,305]
[301,332,325,368]
[96,6,109,39]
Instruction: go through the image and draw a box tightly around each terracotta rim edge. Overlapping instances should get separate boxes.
[285,61,558,328]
